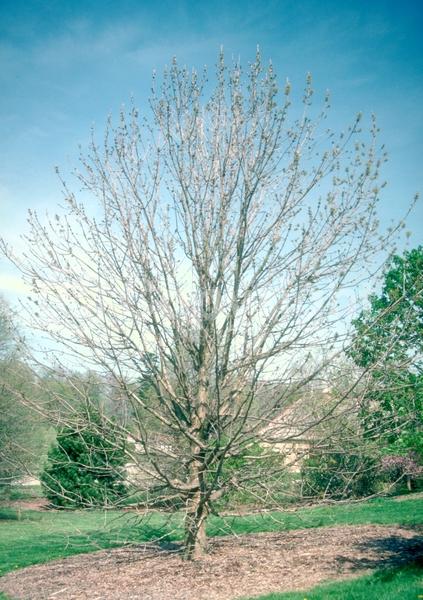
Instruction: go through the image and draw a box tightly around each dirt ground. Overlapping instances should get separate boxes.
[1,525,422,600]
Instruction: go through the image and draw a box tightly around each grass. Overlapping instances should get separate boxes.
[0,508,176,576]
[244,564,423,600]
[0,494,422,576]
[207,493,423,537]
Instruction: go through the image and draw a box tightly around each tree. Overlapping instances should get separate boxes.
[41,410,127,508]
[2,51,402,558]
[350,247,422,458]
[351,246,422,372]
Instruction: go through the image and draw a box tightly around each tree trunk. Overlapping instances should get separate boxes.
[183,362,210,560]
[184,491,208,560]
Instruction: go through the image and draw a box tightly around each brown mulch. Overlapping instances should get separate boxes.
[1,525,422,600]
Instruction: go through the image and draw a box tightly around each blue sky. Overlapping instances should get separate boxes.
[1,0,422,298]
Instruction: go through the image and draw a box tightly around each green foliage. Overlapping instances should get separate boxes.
[361,370,422,456]
[351,246,423,369]
[301,447,378,499]
[350,247,423,458]
[41,415,127,508]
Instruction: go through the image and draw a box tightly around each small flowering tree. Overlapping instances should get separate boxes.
[380,454,422,491]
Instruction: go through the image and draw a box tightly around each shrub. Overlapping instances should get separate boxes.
[301,447,378,499]
[41,418,127,508]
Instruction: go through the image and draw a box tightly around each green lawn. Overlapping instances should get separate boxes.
[0,494,422,576]
[0,508,177,576]
[244,564,423,600]
[207,494,423,537]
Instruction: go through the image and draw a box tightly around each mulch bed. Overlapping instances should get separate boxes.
[1,525,422,599]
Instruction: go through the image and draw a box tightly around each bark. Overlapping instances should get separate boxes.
[183,362,210,560]
[184,491,208,560]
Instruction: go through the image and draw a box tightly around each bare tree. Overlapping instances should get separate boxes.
[2,51,402,558]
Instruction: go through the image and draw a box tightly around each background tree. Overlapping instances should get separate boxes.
[41,407,127,508]
[350,246,422,459]
[2,51,403,558]
[304,249,423,500]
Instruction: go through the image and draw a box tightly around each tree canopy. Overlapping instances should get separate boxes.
[1,51,403,558]
[351,246,422,371]
[351,247,423,457]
